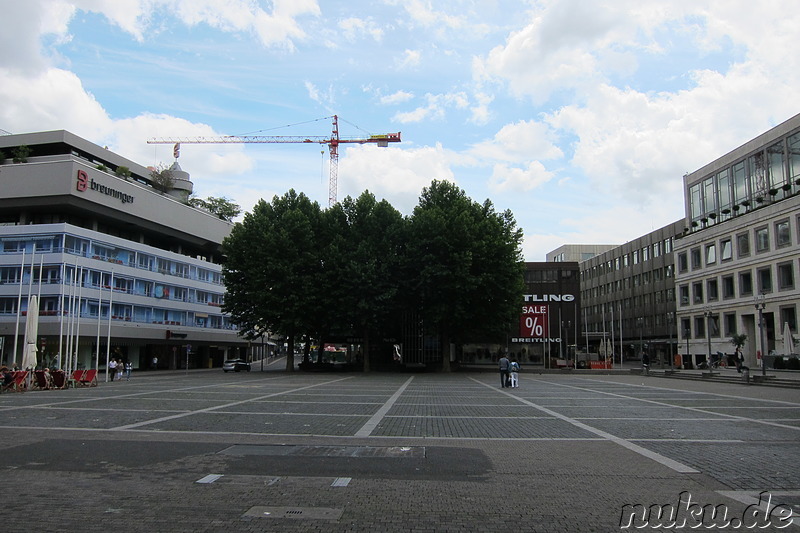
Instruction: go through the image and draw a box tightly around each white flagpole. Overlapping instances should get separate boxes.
[105,271,115,382]
[67,261,78,373]
[57,262,65,370]
[95,271,103,372]
[73,266,84,371]
[12,249,25,367]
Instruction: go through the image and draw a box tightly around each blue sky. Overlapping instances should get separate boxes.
[2,0,799,260]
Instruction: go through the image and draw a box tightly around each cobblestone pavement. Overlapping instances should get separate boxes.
[0,368,798,532]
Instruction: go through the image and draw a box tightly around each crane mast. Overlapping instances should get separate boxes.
[147,115,401,206]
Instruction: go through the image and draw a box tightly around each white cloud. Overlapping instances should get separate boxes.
[338,142,457,214]
[338,16,383,42]
[470,120,563,163]
[489,161,555,193]
[397,49,421,69]
[380,90,414,105]
[0,67,111,138]
[392,91,470,123]
[304,81,335,106]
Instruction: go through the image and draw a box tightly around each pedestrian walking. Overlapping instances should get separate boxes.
[108,358,117,381]
[499,353,510,388]
[509,359,520,388]
[151,356,158,370]
[124,360,132,380]
[115,359,123,381]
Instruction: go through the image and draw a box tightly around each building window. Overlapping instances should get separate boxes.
[691,248,702,270]
[780,306,797,334]
[692,282,704,304]
[757,267,772,294]
[681,317,691,338]
[633,250,639,265]
[722,275,735,299]
[665,238,672,254]
[709,314,720,337]
[775,219,790,248]
[706,243,716,265]
[666,264,673,278]
[737,232,750,258]
[707,279,718,301]
[694,316,706,338]
[777,262,794,290]
[720,238,732,261]
[679,285,689,306]
[755,226,769,253]
[643,246,650,261]
[677,252,688,273]
[739,271,753,297]
[723,313,737,336]
[653,242,661,258]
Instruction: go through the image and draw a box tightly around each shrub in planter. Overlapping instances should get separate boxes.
[773,356,785,369]
[786,357,800,370]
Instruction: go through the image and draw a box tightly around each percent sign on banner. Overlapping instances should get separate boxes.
[520,305,549,338]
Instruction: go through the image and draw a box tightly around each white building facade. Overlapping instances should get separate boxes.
[674,114,800,369]
[0,130,246,371]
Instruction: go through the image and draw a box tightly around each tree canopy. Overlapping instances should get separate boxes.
[222,181,524,370]
[189,195,242,222]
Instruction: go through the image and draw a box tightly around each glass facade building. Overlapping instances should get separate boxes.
[0,130,246,372]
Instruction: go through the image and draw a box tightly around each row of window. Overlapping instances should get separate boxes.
[1,234,223,285]
[582,266,675,299]
[688,130,800,226]
[581,237,674,280]
[0,265,225,306]
[678,217,796,273]
[584,288,676,318]
[0,297,235,330]
[679,260,796,305]
[680,305,797,340]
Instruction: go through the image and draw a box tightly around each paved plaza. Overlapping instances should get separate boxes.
[0,365,798,532]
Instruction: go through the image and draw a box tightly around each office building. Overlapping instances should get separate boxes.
[0,130,246,371]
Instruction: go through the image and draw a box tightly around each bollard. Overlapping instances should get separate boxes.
[742,368,750,384]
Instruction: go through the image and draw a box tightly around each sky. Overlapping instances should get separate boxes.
[1,0,799,261]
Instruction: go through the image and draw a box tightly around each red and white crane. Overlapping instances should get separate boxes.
[147,115,401,206]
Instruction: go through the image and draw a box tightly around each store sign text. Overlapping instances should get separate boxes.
[76,170,135,204]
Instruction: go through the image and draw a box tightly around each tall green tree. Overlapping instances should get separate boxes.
[406,180,525,370]
[332,191,407,371]
[222,190,321,371]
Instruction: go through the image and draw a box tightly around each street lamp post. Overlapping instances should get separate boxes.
[703,307,713,372]
[667,312,674,371]
[637,317,644,370]
[684,327,690,369]
[755,293,767,377]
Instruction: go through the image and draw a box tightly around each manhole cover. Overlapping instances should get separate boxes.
[243,506,343,520]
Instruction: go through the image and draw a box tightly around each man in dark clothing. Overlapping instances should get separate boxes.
[499,354,510,388]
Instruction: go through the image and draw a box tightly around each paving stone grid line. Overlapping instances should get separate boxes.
[0,371,798,532]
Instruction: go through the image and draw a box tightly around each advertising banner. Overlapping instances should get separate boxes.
[519,304,549,339]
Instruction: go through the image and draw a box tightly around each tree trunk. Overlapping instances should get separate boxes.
[441,332,451,372]
[286,332,295,372]
[362,327,371,373]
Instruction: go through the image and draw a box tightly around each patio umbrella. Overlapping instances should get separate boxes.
[21,295,39,370]
[783,322,796,356]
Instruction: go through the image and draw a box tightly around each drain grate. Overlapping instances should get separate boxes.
[220,444,424,458]
[243,506,343,520]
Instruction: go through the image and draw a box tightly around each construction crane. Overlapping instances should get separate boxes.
[147,115,401,206]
